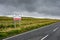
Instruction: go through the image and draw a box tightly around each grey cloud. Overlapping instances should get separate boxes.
[36,0,60,16]
[0,0,37,12]
[0,0,60,18]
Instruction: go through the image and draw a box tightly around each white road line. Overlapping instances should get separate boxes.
[41,35,48,40]
[3,24,53,40]
[53,27,58,32]
[3,23,56,40]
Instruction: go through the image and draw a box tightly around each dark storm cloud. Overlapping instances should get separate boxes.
[0,0,37,12]
[0,0,60,18]
[36,0,60,16]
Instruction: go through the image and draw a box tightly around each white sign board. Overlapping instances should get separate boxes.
[13,15,21,28]
[13,16,21,21]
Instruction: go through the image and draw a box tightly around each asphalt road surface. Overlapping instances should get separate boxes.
[3,22,60,40]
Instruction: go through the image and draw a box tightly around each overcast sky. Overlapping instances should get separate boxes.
[0,0,60,19]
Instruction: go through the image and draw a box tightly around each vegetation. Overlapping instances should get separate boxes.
[0,16,59,40]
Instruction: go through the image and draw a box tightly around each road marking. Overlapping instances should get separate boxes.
[53,27,58,32]
[41,35,48,40]
[3,24,54,40]
[3,23,56,40]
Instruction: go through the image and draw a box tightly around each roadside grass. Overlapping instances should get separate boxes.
[0,22,56,40]
[0,17,59,40]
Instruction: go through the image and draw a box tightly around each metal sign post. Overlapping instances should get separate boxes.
[13,15,21,28]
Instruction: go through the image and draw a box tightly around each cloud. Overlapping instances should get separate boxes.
[0,0,60,19]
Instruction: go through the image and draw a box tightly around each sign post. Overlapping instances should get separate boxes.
[13,15,21,28]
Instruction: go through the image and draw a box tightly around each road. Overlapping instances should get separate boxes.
[3,22,60,40]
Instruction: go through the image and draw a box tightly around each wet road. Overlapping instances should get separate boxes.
[3,22,60,40]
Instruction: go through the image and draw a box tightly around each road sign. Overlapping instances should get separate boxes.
[13,16,21,21]
[13,15,21,28]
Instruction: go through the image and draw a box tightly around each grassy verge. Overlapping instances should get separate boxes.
[0,17,59,40]
[0,21,57,40]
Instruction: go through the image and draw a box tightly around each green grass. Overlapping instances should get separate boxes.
[0,16,60,40]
